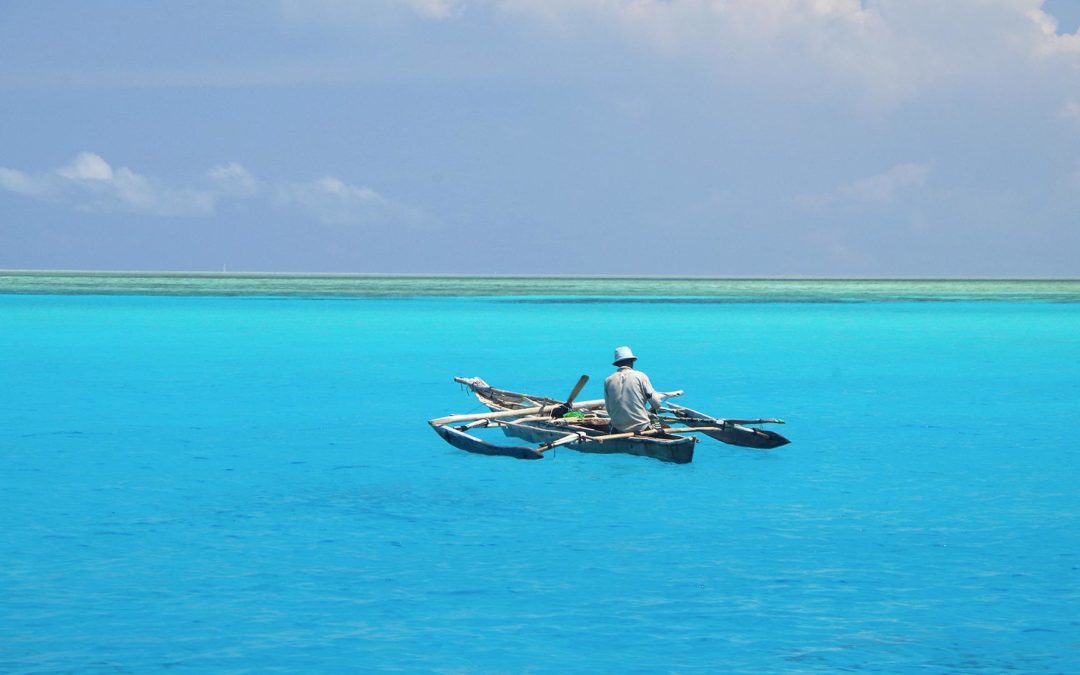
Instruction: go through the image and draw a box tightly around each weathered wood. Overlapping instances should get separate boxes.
[659,408,785,426]
[431,377,798,464]
[664,403,791,449]
[489,411,696,464]
[430,423,544,460]
[561,426,719,445]
[724,418,785,426]
[564,375,589,406]
[429,399,605,426]
[456,418,491,431]
[536,432,585,453]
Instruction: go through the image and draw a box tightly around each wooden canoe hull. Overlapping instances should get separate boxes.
[431,377,787,463]
[494,416,695,464]
[432,377,696,463]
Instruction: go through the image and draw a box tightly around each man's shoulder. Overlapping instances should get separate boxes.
[629,369,654,390]
[605,368,649,383]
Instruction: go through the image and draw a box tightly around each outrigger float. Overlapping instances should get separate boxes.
[428,376,790,463]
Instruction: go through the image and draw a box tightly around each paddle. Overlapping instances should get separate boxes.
[548,374,589,418]
[566,375,589,406]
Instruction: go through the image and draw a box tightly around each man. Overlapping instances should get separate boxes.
[603,346,681,433]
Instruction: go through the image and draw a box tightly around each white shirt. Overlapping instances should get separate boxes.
[604,366,662,433]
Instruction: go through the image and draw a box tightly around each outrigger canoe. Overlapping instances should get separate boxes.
[428,376,790,463]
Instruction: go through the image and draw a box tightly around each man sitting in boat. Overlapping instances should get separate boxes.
[604,346,678,434]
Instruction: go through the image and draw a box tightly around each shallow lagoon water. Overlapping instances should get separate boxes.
[2,276,1078,672]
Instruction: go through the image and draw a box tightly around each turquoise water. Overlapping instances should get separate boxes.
[2,276,1079,672]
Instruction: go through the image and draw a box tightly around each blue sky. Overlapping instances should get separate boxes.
[2,0,1079,276]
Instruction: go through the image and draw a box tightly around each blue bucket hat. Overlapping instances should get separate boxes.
[612,345,637,365]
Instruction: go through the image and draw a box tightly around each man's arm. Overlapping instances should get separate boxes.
[637,373,665,412]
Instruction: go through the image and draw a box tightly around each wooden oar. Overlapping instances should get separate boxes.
[565,375,588,406]
[547,374,589,418]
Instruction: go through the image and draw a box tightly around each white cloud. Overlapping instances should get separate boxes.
[7,1,1073,106]
[0,153,216,217]
[1028,6,1080,57]
[57,152,114,181]
[0,167,54,198]
[449,1,913,103]
[22,1,1067,106]
[799,161,931,208]
[207,162,259,197]
[277,176,430,227]
[346,0,1078,106]
[403,0,465,19]
[0,154,428,227]
[838,162,931,203]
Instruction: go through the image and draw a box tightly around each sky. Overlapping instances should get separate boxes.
[2,0,1080,276]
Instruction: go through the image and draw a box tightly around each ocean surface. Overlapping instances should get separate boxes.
[2,273,1078,673]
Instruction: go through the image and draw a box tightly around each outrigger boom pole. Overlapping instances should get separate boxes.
[429,399,605,427]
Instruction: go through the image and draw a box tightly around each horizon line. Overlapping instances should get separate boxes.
[2,268,1080,282]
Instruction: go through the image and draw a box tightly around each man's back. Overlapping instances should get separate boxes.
[604,367,656,433]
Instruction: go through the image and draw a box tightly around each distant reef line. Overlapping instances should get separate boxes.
[2,270,1079,302]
